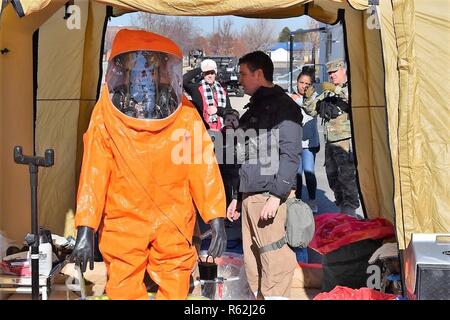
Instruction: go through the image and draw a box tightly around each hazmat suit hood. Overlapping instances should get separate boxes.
[105,29,183,131]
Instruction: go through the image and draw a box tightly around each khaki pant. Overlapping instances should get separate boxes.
[241,191,298,299]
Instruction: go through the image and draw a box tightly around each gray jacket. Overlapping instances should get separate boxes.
[237,85,302,200]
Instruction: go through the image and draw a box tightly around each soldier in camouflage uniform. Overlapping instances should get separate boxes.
[302,59,360,217]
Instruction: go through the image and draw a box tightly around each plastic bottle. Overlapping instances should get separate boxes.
[37,241,53,276]
[27,233,53,276]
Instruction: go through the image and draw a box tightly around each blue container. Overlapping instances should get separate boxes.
[295,247,309,263]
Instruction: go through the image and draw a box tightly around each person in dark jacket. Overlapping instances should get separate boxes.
[183,59,232,131]
[228,51,303,299]
[220,108,241,209]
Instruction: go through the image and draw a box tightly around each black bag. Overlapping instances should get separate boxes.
[322,239,382,292]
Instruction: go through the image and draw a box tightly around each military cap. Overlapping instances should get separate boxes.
[326,59,345,72]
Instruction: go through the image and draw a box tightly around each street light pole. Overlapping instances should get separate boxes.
[312,44,315,66]
[289,33,294,93]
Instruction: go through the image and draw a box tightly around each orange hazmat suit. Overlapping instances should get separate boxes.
[74,29,226,300]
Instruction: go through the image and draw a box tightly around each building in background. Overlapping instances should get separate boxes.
[267,41,313,91]
[267,41,313,63]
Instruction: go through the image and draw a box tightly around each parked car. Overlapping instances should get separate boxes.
[197,56,245,97]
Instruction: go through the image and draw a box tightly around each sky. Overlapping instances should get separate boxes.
[109,12,310,37]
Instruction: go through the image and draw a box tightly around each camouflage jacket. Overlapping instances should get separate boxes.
[303,81,351,142]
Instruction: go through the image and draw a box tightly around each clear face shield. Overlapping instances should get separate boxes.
[106,50,182,119]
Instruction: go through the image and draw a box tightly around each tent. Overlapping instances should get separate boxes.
[0,0,449,252]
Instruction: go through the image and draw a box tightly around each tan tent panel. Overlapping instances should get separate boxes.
[1,0,449,252]
[377,0,450,249]
[100,0,317,17]
[9,0,366,17]
[103,0,342,22]
[0,0,107,241]
[35,0,107,237]
[0,0,69,243]
[340,3,394,223]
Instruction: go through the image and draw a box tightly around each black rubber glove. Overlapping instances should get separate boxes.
[207,218,227,258]
[334,96,351,113]
[69,226,95,273]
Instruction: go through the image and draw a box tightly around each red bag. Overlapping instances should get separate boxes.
[309,213,394,255]
[314,286,398,300]
[0,260,31,276]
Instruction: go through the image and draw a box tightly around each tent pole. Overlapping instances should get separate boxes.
[289,33,293,93]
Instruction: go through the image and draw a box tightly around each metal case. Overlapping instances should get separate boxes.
[404,233,450,300]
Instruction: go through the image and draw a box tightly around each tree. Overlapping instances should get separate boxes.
[240,19,276,52]
[217,18,234,55]
[301,18,320,64]
[230,38,248,57]
[208,33,222,55]
[280,26,310,43]
[306,18,320,51]
[130,13,198,53]
[191,36,209,54]
[294,32,308,43]
[208,18,235,55]
[278,27,292,42]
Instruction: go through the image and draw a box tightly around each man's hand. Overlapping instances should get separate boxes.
[260,196,281,221]
[207,106,218,115]
[227,199,241,222]
[321,82,336,93]
[304,86,315,99]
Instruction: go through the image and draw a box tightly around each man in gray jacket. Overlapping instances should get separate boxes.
[227,51,302,299]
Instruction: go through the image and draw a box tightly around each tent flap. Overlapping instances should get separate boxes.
[101,0,313,17]
[379,0,450,249]
[104,0,347,22]
[12,0,52,17]
[347,0,370,11]
[35,0,108,236]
